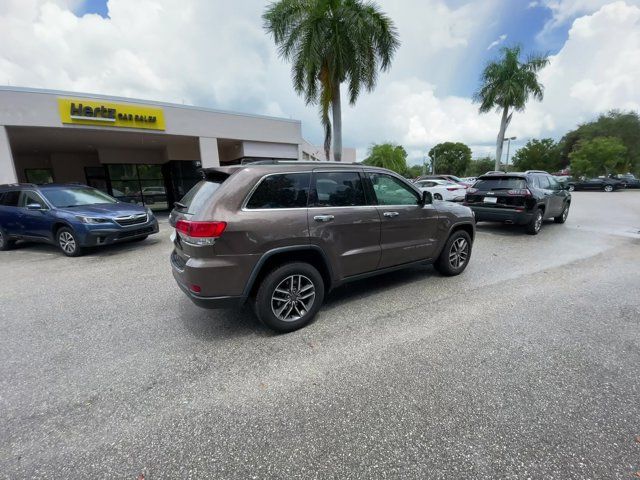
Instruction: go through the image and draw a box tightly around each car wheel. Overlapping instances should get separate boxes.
[525,208,544,235]
[603,185,614,192]
[57,227,83,257]
[568,185,575,191]
[434,193,443,200]
[554,203,570,224]
[434,230,472,276]
[255,262,325,333]
[0,227,15,251]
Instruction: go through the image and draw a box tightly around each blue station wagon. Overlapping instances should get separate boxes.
[0,183,159,256]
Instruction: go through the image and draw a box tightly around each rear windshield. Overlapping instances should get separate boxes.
[474,177,527,190]
[177,180,223,214]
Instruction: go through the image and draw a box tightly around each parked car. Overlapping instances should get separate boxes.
[414,179,467,201]
[170,162,476,332]
[464,172,571,235]
[0,183,159,256]
[460,177,477,184]
[415,174,472,187]
[611,174,640,188]
[567,177,624,192]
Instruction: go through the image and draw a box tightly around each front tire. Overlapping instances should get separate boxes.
[568,185,575,191]
[255,262,325,333]
[434,193,443,200]
[57,227,83,257]
[434,230,472,276]
[603,185,614,192]
[525,208,544,235]
[554,203,570,224]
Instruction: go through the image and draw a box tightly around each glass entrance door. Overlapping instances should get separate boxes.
[107,164,168,211]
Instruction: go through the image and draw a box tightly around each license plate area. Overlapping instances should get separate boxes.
[483,196,498,204]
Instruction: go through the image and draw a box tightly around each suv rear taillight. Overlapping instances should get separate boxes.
[507,189,532,196]
[175,220,227,246]
[467,188,478,194]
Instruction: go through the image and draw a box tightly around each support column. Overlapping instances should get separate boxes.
[199,137,220,168]
[0,126,17,184]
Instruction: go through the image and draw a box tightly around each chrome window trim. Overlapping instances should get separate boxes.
[19,190,51,210]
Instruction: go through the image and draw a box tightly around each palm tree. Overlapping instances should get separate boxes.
[474,46,549,171]
[263,0,399,162]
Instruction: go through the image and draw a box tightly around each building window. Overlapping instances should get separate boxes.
[25,169,54,185]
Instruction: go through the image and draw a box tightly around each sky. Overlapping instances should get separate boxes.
[0,0,639,164]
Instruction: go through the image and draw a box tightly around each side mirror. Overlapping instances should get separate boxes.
[421,190,433,205]
[26,203,44,210]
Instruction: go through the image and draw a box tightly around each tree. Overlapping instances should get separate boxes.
[363,143,407,175]
[465,157,495,177]
[474,46,549,171]
[405,165,424,179]
[263,0,399,162]
[428,142,472,176]
[569,137,628,177]
[512,138,561,172]
[560,110,640,174]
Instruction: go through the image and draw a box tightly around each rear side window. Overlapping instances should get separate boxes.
[179,180,224,214]
[310,171,366,207]
[0,190,20,207]
[474,177,527,190]
[246,173,311,209]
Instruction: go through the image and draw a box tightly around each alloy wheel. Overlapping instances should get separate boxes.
[59,231,76,254]
[534,211,543,232]
[271,274,316,322]
[0,230,4,248]
[568,185,575,191]
[604,185,613,192]
[449,237,469,269]
[562,206,569,221]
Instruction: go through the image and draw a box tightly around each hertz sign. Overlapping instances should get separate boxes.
[58,98,165,130]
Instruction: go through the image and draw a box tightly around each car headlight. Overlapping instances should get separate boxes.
[76,216,109,224]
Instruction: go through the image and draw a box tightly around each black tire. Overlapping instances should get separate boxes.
[254,262,325,333]
[434,230,473,276]
[434,193,443,200]
[56,227,83,257]
[568,185,575,191]
[0,227,15,251]
[554,203,570,224]
[603,184,614,192]
[525,208,544,235]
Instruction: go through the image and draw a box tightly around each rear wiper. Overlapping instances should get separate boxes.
[174,201,187,210]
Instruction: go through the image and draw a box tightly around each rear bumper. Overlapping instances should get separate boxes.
[172,267,243,309]
[469,205,534,225]
[79,218,159,246]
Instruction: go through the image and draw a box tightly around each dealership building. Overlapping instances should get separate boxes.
[0,87,355,210]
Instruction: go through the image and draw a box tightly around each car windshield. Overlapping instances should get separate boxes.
[474,177,527,190]
[447,176,463,182]
[41,187,118,207]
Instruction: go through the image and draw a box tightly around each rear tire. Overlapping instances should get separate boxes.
[434,193,443,200]
[568,185,575,191]
[254,262,325,333]
[434,230,472,276]
[603,185,614,192]
[57,227,83,257]
[554,203,570,224]
[0,227,15,251]
[525,208,544,235]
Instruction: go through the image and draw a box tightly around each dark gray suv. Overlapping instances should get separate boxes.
[170,162,475,332]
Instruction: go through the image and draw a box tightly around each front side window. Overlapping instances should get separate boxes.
[41,188,117,208]
[19,191,47,208]
[310,171,366,207]
[0,191,20,207]
[368,173,419,206]
[246,173,311,209]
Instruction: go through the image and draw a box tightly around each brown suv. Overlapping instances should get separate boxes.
[170,162,475,332]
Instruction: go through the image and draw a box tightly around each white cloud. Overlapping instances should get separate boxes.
[487,34,507,50]
[537,0,640,34]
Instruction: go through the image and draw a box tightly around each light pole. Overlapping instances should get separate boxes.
[503,136,516,171]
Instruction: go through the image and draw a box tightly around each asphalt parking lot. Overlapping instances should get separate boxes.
[1,191,639,479]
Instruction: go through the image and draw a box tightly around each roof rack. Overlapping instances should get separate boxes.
[241,159,360,166]
[524,170,549,174]
[0,183,37,188]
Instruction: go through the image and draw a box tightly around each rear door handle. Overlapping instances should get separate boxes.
[313,215,335,222]
[383,211,399,218]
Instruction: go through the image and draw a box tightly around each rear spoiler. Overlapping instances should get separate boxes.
[199,166,240,182]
